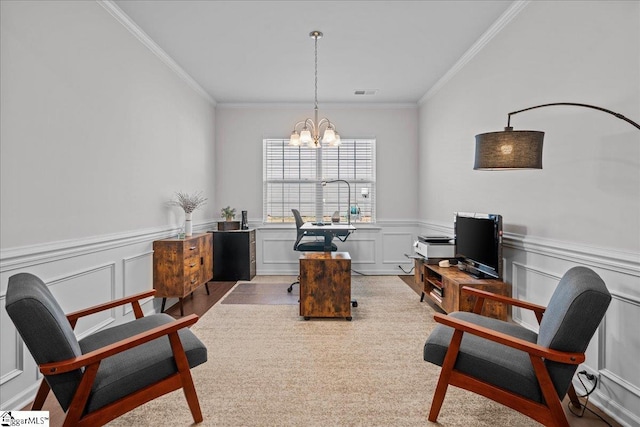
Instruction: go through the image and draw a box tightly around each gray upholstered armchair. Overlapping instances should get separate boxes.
[424,266,611,427]
[5,272,207,427]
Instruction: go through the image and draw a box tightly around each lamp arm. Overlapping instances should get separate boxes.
[318,118,331,129]
[506,102,640,130]
[323,179,351,225]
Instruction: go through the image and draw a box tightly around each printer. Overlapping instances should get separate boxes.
[414,235,455,260]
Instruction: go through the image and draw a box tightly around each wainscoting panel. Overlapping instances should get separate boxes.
[334,238,376,264]
[256,222,417,275]
[381,232,414,264]
[47,263,116,339]
[509,262,560,331]
[599,293,640,425]
[122,251,154,316]
[0,303,23,386]
[261,237,300,265]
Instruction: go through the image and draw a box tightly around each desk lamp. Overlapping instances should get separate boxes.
[474,102,640,170]
[322,180,351,225]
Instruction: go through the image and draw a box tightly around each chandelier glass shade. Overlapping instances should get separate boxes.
[289,31,340,148]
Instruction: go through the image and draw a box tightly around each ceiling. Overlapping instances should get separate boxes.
[113,1,514,105]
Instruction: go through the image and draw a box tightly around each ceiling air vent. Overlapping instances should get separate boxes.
[354,89,378,96]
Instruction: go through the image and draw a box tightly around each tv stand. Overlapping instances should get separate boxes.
[420,264,511,321]
[464,267,489,280]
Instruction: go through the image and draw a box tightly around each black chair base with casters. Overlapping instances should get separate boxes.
[287,240,338,292]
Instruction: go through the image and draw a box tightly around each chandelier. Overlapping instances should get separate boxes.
[289,31,340,148]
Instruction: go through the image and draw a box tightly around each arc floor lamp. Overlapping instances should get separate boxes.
[474,102,640,170]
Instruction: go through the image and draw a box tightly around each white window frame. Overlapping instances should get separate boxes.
[263,138,376,224]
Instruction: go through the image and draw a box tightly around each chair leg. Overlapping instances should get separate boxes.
[31,380,50,410]
[169,332,203,423]
[429,329,464,422]
[567,383,581,408]
[530,356,570,427]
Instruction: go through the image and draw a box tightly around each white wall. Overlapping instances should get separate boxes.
[0,0,217,248]
[215,105,418,222]
[215,105,420,275]
[418,1,639,425]
[0,0,216,410]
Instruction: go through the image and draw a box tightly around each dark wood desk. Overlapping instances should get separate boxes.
[300,223,356,251]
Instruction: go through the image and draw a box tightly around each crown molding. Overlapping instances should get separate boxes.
[96,0,216,106]
[216,102,418,110]
[418,0,531,105]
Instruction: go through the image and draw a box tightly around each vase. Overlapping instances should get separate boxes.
[185,212,193,236]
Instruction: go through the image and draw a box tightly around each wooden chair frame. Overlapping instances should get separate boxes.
[429,286,583,427]
[30,290,203,427]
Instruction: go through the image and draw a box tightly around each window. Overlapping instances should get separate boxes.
[263,138,376,223]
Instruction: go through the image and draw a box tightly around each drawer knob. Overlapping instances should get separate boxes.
[190,263,196,267]
[189,246,197,250]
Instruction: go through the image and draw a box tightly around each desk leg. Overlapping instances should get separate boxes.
[324,233,333,251]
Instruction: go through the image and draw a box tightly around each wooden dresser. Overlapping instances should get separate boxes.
[153,233,213,316]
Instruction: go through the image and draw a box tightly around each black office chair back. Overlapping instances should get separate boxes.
[292,209,305,250]
[292,208,305,229]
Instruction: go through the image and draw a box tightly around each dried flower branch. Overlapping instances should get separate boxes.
[170,191,207,214]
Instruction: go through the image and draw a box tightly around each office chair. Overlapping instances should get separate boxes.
[5,272,207,427]
[423,266,611,427]
[287,208,337,292]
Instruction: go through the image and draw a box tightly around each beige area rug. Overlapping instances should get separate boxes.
[107,276,537,426]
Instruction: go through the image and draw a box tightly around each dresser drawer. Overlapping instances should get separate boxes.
[184,255,201,271]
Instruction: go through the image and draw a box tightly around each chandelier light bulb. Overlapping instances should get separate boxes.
[322,128,336,144]
[300,128,312,144]
[332,132,341,146]
[289,130,301,146]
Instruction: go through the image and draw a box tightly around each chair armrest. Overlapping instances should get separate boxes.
[433,312,584,365]
[40,314,198,375]
[66,290,156,325]
[461,286,546,321]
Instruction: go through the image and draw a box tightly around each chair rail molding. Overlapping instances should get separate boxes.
[419,221,640,276]
[0,220,218,273]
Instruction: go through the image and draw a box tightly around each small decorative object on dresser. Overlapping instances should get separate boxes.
[219,205,240,231]
[170,191,207,237]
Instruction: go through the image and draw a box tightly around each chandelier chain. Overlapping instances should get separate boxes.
[314,34,318,111]
[288,30,339,148]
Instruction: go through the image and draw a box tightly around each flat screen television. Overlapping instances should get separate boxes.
[454,212,503,279]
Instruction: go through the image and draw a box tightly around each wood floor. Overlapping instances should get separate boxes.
[24,276,618,427]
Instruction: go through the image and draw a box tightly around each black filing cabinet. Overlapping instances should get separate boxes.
[210,229,256,281]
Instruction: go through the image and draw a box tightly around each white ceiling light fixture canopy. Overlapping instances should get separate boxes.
[289,31,341,148]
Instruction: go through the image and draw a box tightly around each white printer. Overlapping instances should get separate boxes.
[413,235,455,260]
